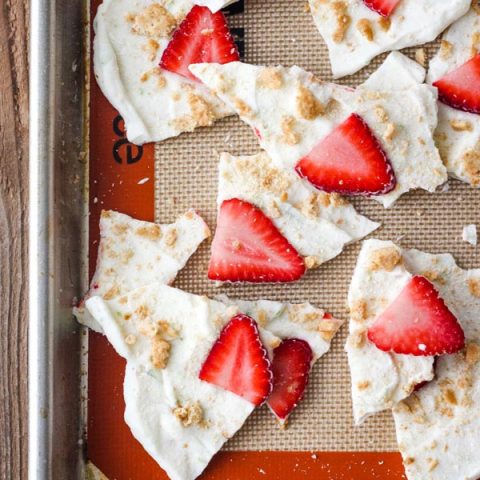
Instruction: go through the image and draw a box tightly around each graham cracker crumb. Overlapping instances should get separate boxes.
[318,317,341,341]
[136,224,162,240]
[404,457,415,465]
[103,285,120,300]
[165,228,177,247]
[356,19,374,41]
[349,330,366,349]
[357,380,371,391]
[131,4,176,39]
[125,334,137,345]
[256,309,268,327]
[331,1,351,43]
[462,150,480,186]
[440,40,454,60]
[468,278,480,297]
[142,38,160,61]
[466,342,480,364]
[427,458,439,472]
[422,270,446,285]
[415,48,426,67]
[350,300,368,322]
[233,97,252,117]
[377,16,391,31]
[151,336,171,369]
[257,68,284,89]
[369,247,402,272]
[173,401,205,427]
[383,123,396,143]
[374,105,388,123]
[120,248,134,265]
[449,119,473,132]
[304,255,321,269]
[296,85,324,120]
[281,116,301,145]
[188,92,216,127]
[471,31,480,57]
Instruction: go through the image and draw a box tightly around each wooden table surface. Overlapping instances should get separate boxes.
[0,1,29,479]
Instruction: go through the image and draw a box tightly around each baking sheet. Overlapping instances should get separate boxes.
[87,0,480,477]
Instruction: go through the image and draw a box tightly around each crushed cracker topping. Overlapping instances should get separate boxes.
[331,1,351,43]
[356,19,374,41]
[369,247,402,272]
[296,85,324,120]
[151,336,171,369]
[165,228,177,247]
[173,401,205,427]
[281,116,301,145]
[257,68,284,89]
[131,4,176,39]
[136,224,162,240]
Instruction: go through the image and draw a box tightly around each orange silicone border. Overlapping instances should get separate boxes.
[87,1,405,478]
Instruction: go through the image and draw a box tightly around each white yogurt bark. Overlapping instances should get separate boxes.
[86,283,339,480]
[74,210,210,332]
[392,250,480,480]
[94,0,233,144]
[191,54,447,207]
[218,151,379,268]
[309,0,470,78]
[346,239,435,424]
[428,7,480,188]
[216,294,344,361]
[87,284,256,480]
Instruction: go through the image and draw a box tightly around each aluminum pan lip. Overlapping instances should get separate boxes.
[28,0,88,478]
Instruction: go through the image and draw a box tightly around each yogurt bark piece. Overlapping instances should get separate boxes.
[217,151,379,269]
[191,54,447,207]
[392,250,480,480]
[346,239,435,423]
[428,7,480,188]
[85,283,337,479]
[308,0,470,78]
[94,0,236,144]
[74,210,210,332]
[87,284,257,480]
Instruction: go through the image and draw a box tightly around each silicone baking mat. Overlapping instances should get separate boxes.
[87,0,480,478]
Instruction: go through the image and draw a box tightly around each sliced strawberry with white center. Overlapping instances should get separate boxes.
[208,198,306,283]
[295,114,396,196]
[433,54,480,115]
[160,5,239,82]
[199,314,272,405]
[267,339,313,425]
[368,276,465,356]
[362,0,402,17]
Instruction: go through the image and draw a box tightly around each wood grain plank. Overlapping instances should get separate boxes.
[0,0,29,479]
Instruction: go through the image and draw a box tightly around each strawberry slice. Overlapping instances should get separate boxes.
[160,5,239,82]
[295,114,396,196]
[368,276,465,356]
[199,314,272,405]
[433,54,480,115]
[208,198,306,283]
[362,0,402,17]
[267,339,313,424]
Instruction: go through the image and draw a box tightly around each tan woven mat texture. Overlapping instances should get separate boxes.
[155,0,480,451]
